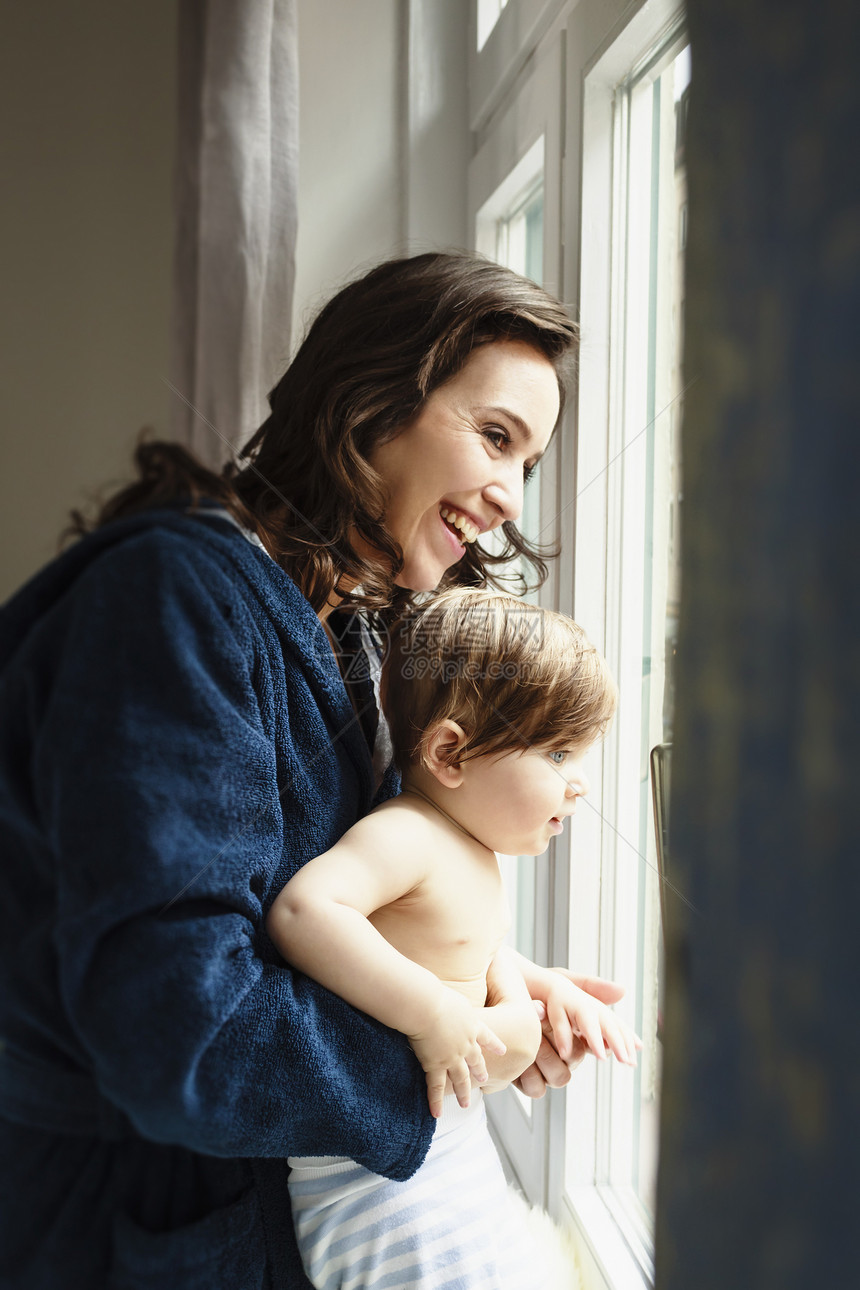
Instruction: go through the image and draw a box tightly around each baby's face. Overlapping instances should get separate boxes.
[454,741,591,856]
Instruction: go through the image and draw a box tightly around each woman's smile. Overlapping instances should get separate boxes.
[368,339,561,591]
[438,508,467,556]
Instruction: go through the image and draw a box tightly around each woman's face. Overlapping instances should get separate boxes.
[369,340,561,591]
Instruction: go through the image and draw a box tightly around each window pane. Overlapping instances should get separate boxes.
[612,38,689,1218]
[496,176,545,588]
[494,176,545,967]
[566,35,689,1242]
[633,40,689,1214]
[477,0,510,51]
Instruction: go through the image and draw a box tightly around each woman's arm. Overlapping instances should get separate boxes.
[266,814,505,1117]
[37,526,433,1174]
[473,946,542,1094]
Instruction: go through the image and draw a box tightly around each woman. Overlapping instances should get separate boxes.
[0,252,614,1289]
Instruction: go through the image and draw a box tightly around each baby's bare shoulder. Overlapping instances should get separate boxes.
[341,794,440,865]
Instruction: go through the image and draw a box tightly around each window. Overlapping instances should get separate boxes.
[566,20,689,1284]
[477,0,510,51]
[480,149,545,1011]
[475,133,549,611]
[470,2,688,1287]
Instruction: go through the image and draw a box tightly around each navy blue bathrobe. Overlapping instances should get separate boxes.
[0,509,434,1288]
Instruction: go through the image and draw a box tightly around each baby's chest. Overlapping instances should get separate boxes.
[419,858,511,951]
[370,848,510,995]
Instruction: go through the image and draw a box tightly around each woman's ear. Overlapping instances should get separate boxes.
[421,719,469,787]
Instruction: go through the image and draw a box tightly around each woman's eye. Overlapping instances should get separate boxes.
[548,750,569,765]
[482,427,510,450]
[523,463,537,484]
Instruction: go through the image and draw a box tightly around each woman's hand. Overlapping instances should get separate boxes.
[435,948,543,1099]
[513,973,640,1099]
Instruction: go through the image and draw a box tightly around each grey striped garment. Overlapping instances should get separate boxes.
[288,1094,551,1289]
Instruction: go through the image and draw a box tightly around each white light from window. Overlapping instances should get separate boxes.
[477,0,510,52]
[567,19,690,1284]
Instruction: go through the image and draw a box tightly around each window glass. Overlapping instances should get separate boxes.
[470,0,688,1276]
[477,0,510,51]
[626,38,689,1216]
[493,175,546,965]
[568,35,689,1234]
[495,175,545,601]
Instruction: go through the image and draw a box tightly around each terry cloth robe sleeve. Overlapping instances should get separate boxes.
[17,519,431,1172]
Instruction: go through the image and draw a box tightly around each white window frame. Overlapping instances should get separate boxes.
[469,1,686,1288]
[476,0,510,52]
[560,4,686,1289]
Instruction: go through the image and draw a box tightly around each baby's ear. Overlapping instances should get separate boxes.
[421,719,469,786]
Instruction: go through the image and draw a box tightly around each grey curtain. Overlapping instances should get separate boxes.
[170,0,298,465]
[656,1,860,1285]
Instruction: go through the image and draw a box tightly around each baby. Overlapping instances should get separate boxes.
[267,588,640,1289]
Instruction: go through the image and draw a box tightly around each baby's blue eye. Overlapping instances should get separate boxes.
[547,750,569,766]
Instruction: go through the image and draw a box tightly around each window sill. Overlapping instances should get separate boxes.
[563,1186,654,1290]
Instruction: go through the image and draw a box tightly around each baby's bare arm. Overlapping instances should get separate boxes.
[268,811,453,1034]
[265,807,505,1116]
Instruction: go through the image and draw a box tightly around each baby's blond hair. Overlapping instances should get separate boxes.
[381,587,616,772]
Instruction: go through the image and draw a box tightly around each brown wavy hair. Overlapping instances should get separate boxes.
[70,252,578,616]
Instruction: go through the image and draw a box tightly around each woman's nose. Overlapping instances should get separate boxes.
[483,465,524,524]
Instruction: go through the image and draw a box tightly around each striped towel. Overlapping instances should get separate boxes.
[287,1093,551,1289]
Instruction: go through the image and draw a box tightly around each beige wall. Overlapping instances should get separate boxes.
[292,0,468,347]
[292,0,404,345]
[0,3,176,600]
[0,1,468,600]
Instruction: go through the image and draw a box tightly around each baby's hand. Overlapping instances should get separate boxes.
[543,970,642,1067]
[408,990,506,1118]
